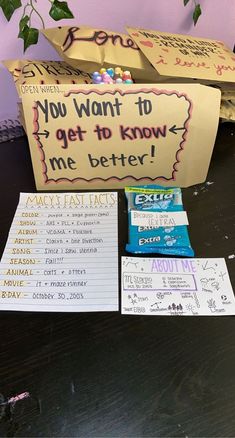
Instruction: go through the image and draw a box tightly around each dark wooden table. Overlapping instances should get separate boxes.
[0,123,235,437]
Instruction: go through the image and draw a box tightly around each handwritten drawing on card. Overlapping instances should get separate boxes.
[121,257,235,316]
[21,83,220,190]
[127,27,235,82]
[0,192,118,312]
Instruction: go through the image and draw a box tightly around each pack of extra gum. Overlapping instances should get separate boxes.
[125,186,194,257]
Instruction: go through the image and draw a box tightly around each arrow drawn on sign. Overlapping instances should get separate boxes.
[33,129,49,139]
[169,125,186,135]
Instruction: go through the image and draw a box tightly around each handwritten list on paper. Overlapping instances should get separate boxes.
[122,257,235,316]
[0,192,118,312]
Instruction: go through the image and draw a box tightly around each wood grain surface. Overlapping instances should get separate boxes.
[0,123,234,437]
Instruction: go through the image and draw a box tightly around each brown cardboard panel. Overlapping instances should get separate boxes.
[21,83,221,190]
[127,27,235,83]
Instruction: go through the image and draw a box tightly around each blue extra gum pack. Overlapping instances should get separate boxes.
[125,185,194,257]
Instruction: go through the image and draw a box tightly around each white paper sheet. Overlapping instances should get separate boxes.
[122,256,235,316]
[130,210,188,227]
[0,192,118,312]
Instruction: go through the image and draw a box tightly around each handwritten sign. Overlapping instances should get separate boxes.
[127,27,235,83]
[4,60,91,97]
[122,257,235,316]
[21,83,220,190]
[131,210,188,227]
[0,192,118,312]
[41,26,158,82]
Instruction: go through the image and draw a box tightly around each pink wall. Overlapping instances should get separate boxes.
[0,0,234,120]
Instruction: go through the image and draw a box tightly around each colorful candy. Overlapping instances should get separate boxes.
[92,67,133,84]
[106,67,114,77]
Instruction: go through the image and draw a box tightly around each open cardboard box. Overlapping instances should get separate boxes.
[20,82,221,190]
[5,26,235,190]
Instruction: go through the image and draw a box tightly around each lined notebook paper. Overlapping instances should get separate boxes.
[0,192,118,312]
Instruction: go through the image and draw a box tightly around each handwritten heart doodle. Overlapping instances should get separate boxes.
[132,32,139,37]
[139,40,154,48]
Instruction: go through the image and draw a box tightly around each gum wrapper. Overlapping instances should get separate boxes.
[125,185,194,257]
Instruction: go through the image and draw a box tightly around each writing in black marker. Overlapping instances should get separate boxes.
[22,62,89,78]
[49,156,77,171]
[36,99,67,123]
[72,97,122,118]
[62,27,139,52]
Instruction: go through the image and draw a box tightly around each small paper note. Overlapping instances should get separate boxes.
[0,192,118,312]
[122,256,235,316]
[130,211,188,227]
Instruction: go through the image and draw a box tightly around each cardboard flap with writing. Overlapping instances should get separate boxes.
[21,83,221,190]
[127,27,235,83]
